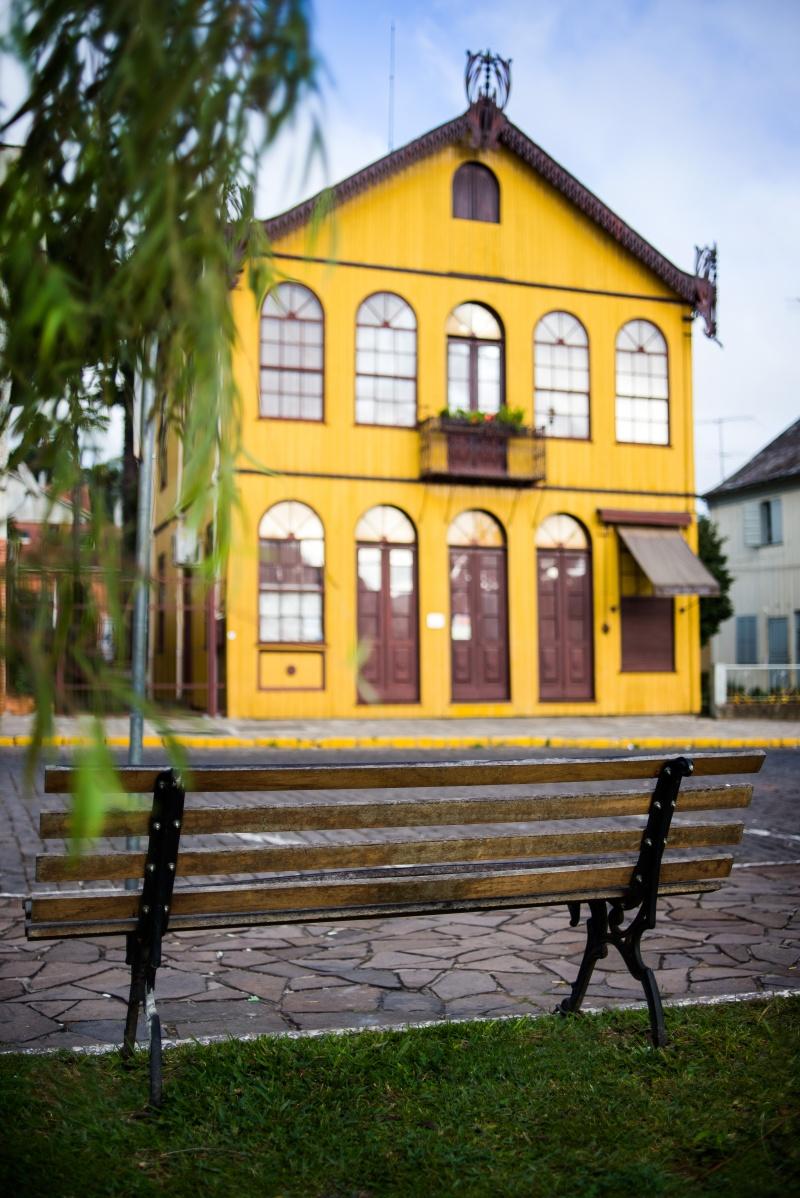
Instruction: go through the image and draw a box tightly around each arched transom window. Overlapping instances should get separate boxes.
[447,509,505,547]
[534,312,590,439]
[355,505,416,543]
[536,513,589,550]
[260,283,324,421]
[452,162,500,223]
[446,303,504,415]
[355,293,417,427]
[615,320,669,445]
[258,501,324,643]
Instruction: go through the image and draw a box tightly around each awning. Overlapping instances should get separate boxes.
[617,527,720,597]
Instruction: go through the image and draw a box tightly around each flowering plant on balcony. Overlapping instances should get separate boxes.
[438,405,525,430]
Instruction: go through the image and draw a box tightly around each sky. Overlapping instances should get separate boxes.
[259,0,800,497]
[1,0,798,495]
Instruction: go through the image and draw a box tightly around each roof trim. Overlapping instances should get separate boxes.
[264,106,710,316]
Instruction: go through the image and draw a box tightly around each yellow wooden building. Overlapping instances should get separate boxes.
[153,58,719,720]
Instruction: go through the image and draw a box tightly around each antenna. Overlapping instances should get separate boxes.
[388,21,396,152]
[698,416,754,482]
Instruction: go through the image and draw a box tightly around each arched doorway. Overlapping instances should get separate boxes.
[356,505,419,703]
[448,510,509,702]
[536,514,594,701]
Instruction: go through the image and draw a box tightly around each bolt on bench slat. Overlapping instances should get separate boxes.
[35,822,744,883]
[42,751,765,795]
[38,782,754,839]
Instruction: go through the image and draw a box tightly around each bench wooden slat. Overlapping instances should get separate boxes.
[27,854,734,938]
[42,752,765,794]
[38,783,754,838]
[25,878,727,939]
[35,822,744,883]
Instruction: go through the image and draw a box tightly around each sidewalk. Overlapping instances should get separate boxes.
[2,865,798,1051]
[2,711,800,750]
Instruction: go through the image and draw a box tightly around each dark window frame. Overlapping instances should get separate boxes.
[615,318,670,446]
[446,305,506,415]
[259,283,325,423]
[354,291,418,427]
[257,502,325,646]
[534,311,591,441]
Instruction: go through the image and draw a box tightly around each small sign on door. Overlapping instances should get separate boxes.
[451,614,472,641]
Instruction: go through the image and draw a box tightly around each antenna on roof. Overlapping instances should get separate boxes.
[388,21,396,152]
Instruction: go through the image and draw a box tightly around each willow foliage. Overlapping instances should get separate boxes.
[0,1,319,796]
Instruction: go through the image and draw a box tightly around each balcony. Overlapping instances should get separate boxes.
[419,417,546,486]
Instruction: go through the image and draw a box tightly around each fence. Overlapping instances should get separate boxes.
[711,663,800,719]
[4,568,225,716]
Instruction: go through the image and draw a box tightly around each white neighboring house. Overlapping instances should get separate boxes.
[705,417,800,704]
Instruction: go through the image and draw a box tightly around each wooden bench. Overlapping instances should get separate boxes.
[30,751,763,1105]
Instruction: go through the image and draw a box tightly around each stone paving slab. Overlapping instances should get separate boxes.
[2,862,798,1052]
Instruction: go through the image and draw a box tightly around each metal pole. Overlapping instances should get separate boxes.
[126,348,157,890]
[129,352,156,765]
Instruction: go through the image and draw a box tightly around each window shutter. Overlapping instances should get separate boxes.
[452,167,471,219]
[743,502,761,546]
[735,615,757,664]
[768,617,789,664]
[770,498,783,544]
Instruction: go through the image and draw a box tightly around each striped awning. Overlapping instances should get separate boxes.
[617,527,719,597]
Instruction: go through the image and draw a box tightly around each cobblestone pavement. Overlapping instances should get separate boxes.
[1,749,798,1051]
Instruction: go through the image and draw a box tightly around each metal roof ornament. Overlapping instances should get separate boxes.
[465,50,511,149]
[693,243,720,343]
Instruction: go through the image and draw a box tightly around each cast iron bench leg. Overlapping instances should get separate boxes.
[557,756,693,1046]
[119,769,185,1107]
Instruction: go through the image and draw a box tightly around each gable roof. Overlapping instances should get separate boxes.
[264,105,714,323]
[705,417,800,503]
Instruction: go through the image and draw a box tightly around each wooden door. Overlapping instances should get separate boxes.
[537,548,594,701]
[450,546,509,701]
[357,544,419,703]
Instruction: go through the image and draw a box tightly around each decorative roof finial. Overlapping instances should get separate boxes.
[465,50,511,110]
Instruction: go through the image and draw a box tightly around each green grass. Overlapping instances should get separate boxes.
[2,997,799,1197]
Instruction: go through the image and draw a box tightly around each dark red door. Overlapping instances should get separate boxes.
[537,548,594,701]
[357,544,419,703]
[450,546,509,701]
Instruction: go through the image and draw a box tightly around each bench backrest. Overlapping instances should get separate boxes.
[29,752,763,939]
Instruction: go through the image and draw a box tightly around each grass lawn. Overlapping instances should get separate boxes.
[1,996,799,1197]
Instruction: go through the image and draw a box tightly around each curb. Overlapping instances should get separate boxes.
[1,733,800,751]
[4,988,798,1058]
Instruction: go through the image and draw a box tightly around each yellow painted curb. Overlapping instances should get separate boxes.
[2,733,799,751]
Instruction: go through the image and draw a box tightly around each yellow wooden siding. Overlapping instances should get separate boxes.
[164,134,703,718]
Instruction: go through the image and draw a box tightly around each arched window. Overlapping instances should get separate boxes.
[260,283,324,421]
[615,320,669,444]
[258,501,324,643]
[447,509,509,702]
[534,312,590,439]
[452,162,500,223]
[355,293,417,427]
[447,509,505,547]
[446,303,504,414]
[356,506,418,703]
[535,513,589,550]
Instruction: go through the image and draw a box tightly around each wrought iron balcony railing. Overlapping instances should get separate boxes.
[419,417,546,486]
